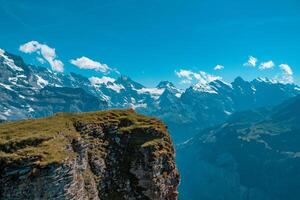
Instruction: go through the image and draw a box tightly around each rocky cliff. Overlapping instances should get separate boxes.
[2,49,300,144]
[0,110,179,200]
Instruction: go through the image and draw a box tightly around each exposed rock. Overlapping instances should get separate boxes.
[2,50,300,144]
[0,110,179,200]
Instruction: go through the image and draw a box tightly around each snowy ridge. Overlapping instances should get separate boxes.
[1,49,300,132]
[193,82,218,94]
[89,76,125,93]
[0,49,23,72]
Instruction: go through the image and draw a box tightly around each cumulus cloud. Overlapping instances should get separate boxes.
[214,64,224,70]
[278,64,294,83]
[175,69,221,85]
[19,41,64,72]
[243,56,257,67]
[175,69,195,83]
[70,56,110,73]
[197,71,221,84]
[279,64,293,75]
[259,61,275,70]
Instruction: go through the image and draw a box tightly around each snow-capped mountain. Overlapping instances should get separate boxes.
[0,49,106,120]
[163,76,300,142]
[177,94,300,200]
[1,49,299,143]
[89,75,164,108]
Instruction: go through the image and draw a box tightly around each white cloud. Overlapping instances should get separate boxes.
[180,79,192,84]
[278,64,294,83]
[70,56,110,73]
[175,69,195,81]
[175,69,221,85]
[279,64,293,75]
[214,64,224,70]
[259,61,275,70]
[19,41,64,72]
[196,71,221,84]
[243,56,257,67]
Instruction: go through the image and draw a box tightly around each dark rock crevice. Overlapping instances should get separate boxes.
[0,110,180,200]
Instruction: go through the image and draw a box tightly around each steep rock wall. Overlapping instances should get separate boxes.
[0,110,179,200]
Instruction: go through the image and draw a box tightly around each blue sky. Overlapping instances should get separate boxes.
[0,0,300,87]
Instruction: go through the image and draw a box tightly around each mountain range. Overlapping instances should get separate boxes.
[1,49,299,143]
[177,94,300,200]
[2,49,300,200]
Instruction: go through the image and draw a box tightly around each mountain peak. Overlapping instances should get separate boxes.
[89,76,116,86]
[157,81,175,89]
[119,75,130,81]
[192,82,218,94]
[252,77,278,84]
[233,76,246,84]
[0,48,4,55]
[210,79,232,89]
[0,49,25,72]
[115,75,144,89]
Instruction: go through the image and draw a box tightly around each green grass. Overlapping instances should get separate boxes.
[0,109,171,167]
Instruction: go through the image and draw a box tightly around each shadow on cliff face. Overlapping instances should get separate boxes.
[0,110,180,200]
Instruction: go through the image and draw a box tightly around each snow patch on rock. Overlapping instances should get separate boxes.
[0,49,24,71]
[35,75,49,88]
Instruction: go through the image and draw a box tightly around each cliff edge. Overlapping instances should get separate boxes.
[0,109,179,200]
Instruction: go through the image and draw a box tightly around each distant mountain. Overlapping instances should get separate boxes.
[177,95,300,200]
[0,50,106,120]
[154,77,300,142]
[1,49,300,143]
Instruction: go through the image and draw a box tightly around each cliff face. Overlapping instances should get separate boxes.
[0,110,179,200]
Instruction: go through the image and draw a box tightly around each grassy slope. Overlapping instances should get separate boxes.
[0,109,171,167]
